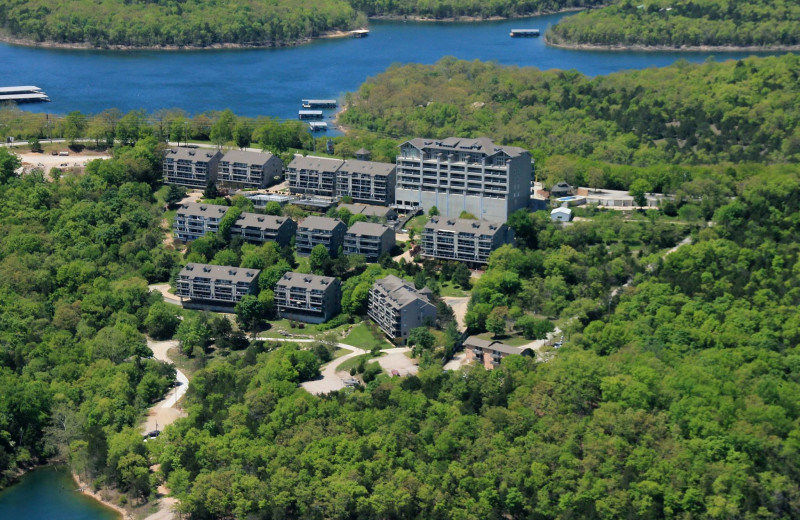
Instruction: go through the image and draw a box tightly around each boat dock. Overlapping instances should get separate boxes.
[302,99,337,109]
[308,122,328,131]
[0,86,50,103]
[510,29,540,37]
[350,29,369,38]
[299,110,324,120]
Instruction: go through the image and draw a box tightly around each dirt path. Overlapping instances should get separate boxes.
[142,339,189,433]
[442,296,470,332]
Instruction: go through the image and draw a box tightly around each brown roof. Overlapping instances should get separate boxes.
[339,159,395,177]
[401,137,528,159]
[299,216,345,231]
[425,217,505,236]
[288,154,344,173]
[463,335,533,355]
[235,212,292,230]
[220,149,275,166]
[339,204,394,218]
[165,147,221,162]
[347,221,392,238]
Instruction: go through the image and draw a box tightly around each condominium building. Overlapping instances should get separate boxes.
[286,154,396,205]
[464,336,534,370]
[218,150,283,189]
[344,222,395,262]
[173,202,230,241]
[368,275,437,340]
[175,263,260,304]
[395,137,532,221]
[295,216,347,257]
[335,160,396,206]
[421,217,514,265]
[230,213,297,247]
[274,272,341,323]
[163,147,222,189]
[286,155,344,197]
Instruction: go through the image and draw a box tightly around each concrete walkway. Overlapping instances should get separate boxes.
[148,283,183,306]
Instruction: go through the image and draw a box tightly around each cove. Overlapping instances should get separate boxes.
[0,12,791,122]
[0,466,120,520]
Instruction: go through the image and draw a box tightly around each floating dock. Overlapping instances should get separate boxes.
[350,29,369,38]
[0,85,50,103]
[299,110,324,120]
[302,99,337,109]
[309,122,328,131]
[510,29,540,37]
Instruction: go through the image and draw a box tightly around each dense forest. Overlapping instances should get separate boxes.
[547,0,800,49]
[339,54,800,167]
[0,142,181,494]
[152,167,800,519]
[0,0,600,47]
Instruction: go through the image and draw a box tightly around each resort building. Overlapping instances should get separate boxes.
[175,263,260,305]
[339,203,398,221]
[163,147,222,189]
[173,202,230,241]
[335,160,396,206]
[286,154,397,205]
[217,150,283,189]
[421,217,514,265]
[286,155,344,197]
[274,272,341,324]
[368,275,437,340]
[230,213,297,246]
[295,216,347,256]
[344,222,396,262]
[464,336,534,370]
[394,137,532,221]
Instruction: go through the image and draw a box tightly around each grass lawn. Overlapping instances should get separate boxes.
[404,215,429,234]
[439,281,469,297]
[475,332,532,347]
[337,352,384,373]
[294,254,311,274]
[258,318,350,338]
[344,322,393,350]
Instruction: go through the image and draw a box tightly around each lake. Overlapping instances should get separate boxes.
[0,466,120,520]
[0,12,789,126]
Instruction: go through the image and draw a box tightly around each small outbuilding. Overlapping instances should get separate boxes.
[550,207,573,222]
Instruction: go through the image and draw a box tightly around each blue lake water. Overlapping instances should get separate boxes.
[0,12,789,125]
[0,466,120,520]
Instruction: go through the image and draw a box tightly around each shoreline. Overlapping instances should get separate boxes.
[72,471,132,520]
[0,8,588,51]
[544,36,800,53]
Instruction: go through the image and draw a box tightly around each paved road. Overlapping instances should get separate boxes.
[148,283,183,306]
[142,339,189,433]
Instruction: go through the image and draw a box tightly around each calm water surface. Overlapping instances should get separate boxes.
[0,466,120,520]
[0,13,791,121]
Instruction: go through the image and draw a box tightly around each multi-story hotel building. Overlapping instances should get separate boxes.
[335,160,396,206]
[421,217,513,265]
[344,222,395,262]
[173,202,229,241]
[285,155,343,197]
[368,275,437,340]
[163,148,222,189]
[274,272,341,323]
[217,150,283,189]
[175,263,260,305]
[295,216,347,257]
[230,213,297,247]
[395,137,532,221]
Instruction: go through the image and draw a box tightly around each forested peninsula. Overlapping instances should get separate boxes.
[546,0,800,50]
[0,0,600,49]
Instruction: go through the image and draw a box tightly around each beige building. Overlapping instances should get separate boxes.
[463,336,533,369]
[163,147,222,189]
[368,275,437,340]
[218,150,283,189]
[274,272,341,324]
[421,217,513,265]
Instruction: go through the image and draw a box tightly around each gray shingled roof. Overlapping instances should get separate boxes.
[276,271,338,291]
[288,154,344,173]
[299,216,345,231]
[374,275,431,309]
[220,149,275,166]
[339,204,394,218]
[339,159,395,177]
[235,212,291,230]
[165,147,220,162]
[401,137,527,158]
[425,217,504,235]
[463,335,533,355]
[347,221,391,237]
[176,202,230,218]
[179,263,260,283]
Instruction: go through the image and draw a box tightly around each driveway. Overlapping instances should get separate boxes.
[370,348,417,376]
[148,283,183,306]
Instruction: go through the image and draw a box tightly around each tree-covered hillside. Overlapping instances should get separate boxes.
[547,0,800,49]
[349,0,602,19]
[340,54,800,166]
[0,142,180,494]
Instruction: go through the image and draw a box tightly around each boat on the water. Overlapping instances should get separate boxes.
[510,29,540,37]
[309,122,328,131]
[350,29,369,38]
